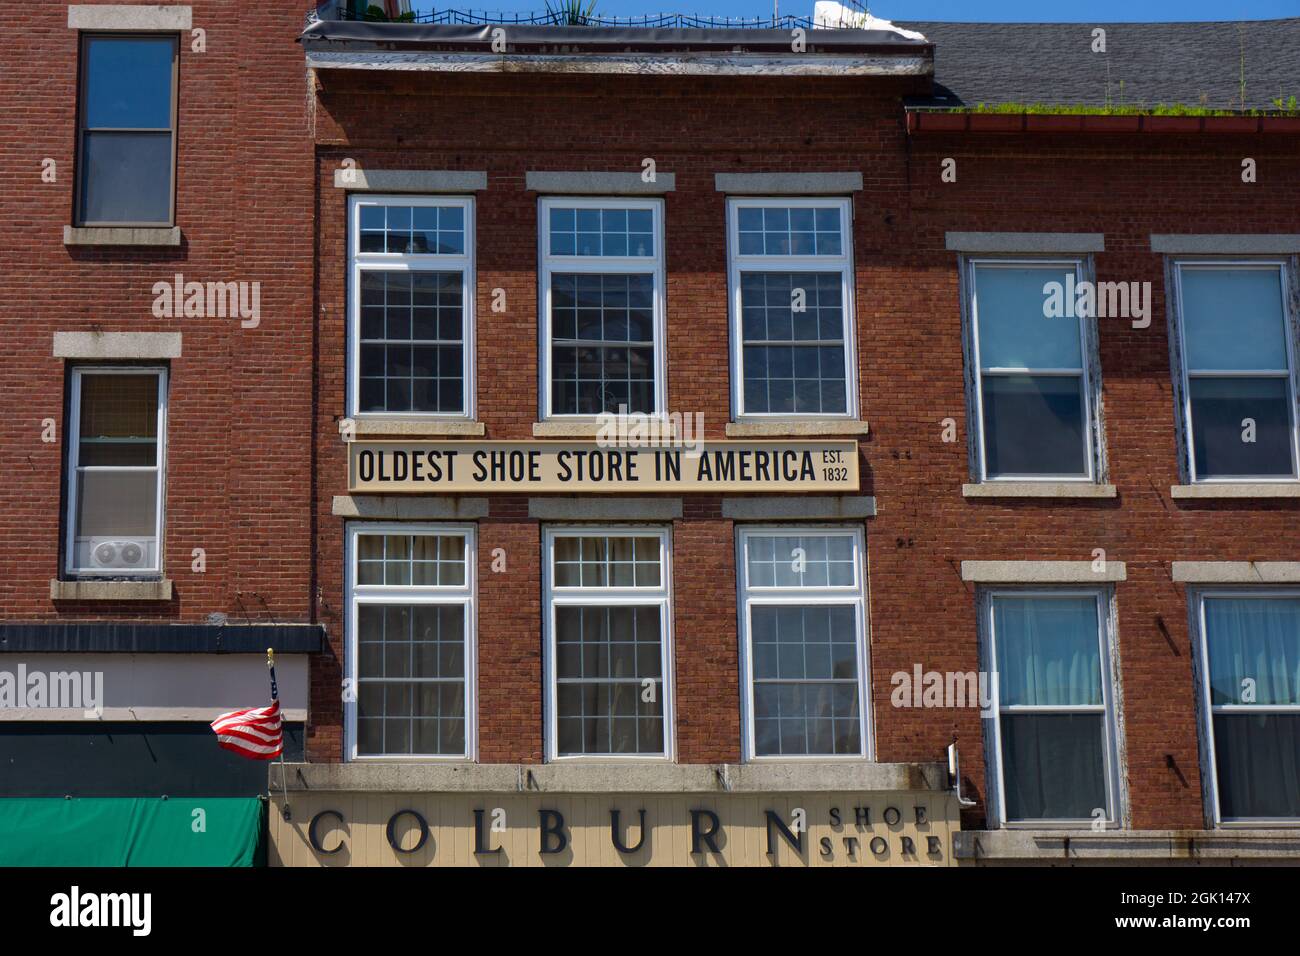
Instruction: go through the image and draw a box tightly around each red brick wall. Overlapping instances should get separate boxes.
[0,1,315,622]
[310,68,1294,829]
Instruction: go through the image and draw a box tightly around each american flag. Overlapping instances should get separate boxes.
[211,700,283,760]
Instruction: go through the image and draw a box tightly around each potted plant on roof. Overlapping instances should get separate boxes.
[546,0,599,26]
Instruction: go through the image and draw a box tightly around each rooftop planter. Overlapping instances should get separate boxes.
[907,105,1300,135]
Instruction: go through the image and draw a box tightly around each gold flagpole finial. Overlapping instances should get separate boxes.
[266,647,275,668]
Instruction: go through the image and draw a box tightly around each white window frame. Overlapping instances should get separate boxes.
[965,257,1102,483]
[980,588,1122,829]
[1192,587,1300,828]
[537,196,667,421]
[541,525,675,763]
[726,196,858,422]
[1170,259,1300,483]
[347,194,476,421]
[64,365,168,577]
[736,525,871,762]
[344,522,478,762]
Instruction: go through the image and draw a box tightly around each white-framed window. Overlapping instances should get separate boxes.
[1193,589,1300,825]
[542,526,673,760]
[1171,260,1300,482]
[538,197,666,419]
[345,523,477,760]
[727,197,857,420]
[65,366,167,577]
[736,526,870,760]
[348,194,475,419]
[964,258,1102,481]
[980,589,1122,827]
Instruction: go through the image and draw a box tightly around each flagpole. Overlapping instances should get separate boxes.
[268,648,291,821]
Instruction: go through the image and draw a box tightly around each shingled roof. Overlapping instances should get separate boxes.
[899,18,1300,111]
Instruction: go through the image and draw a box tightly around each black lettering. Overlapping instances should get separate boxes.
[883,806,902,827]
[609,809,647,854]
[854,806,871,827]
[764,810,803,856]
[308,810,346,854]
[869,836,888,856]
[927,835,943,857]
[829,806,841,827]
[473,450,488,482]
[819,837,833,857]
[557,450,573,482]
[900,836,916,855]
[358,450,375,483]
[473,809,502,855]
[538,809,567,854]
[690,809,722,854]
[386,809,428,854]
[914,805,928,826]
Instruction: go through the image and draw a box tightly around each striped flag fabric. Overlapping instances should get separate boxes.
[210,700,283,760]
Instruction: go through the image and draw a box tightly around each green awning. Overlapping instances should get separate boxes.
[0,797,264,866]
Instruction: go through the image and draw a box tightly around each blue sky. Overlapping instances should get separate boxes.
[415,1,1298,22]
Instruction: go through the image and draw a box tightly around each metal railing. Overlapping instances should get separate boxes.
[323,7,827,29]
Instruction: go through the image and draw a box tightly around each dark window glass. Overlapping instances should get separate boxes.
[981,375,1087,477]
[1213,714,1300,819]
[739,272,847,415]
[1189,377,1295,478]
[78,36,175,225]
[550,273,655,415]
[1000,713,1107,821]
[359,271,464,413]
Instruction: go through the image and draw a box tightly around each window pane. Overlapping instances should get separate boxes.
[550,273,655,415]
[355,601,468,757]
[751,604,860,756]
[981,374,1087,477]
[993,595,1102,706]
[83,37,173,129]
[1000,713,1107,821]
[77,374,159,466]
[73,471,158,571]
[974,265,1082,370]
[1213,713,1300,819]
[358,271,464,414]
[736,205,842,258]
[554,604,664,756]
[549,206,653,257]
[1189,377,1295,478]
[1181,267,1289,371]
[79,131,172,224]
[739,272,847,415]
[1204,596,1300,706]
[746,534,854,589]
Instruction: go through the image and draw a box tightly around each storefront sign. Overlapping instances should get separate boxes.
[270,791,957,867]
[348,440,859,494]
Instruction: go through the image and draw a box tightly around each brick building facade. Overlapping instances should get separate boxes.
[2,2,1297,866]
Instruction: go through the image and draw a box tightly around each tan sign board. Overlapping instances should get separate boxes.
[270,791,958,868]
[348,440,859,494]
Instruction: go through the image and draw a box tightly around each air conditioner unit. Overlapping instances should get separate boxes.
[87,537,153,570]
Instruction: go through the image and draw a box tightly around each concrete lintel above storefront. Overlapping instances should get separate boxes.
[955,828,1300,862]
[273,760,949,794]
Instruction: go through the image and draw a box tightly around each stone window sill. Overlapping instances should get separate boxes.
[352,418,485,438]
[50,579,173,602]
[63,226,181,247]
[1171,483,1300,499]
[725,420,869,437]
[963,482,1116,499]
